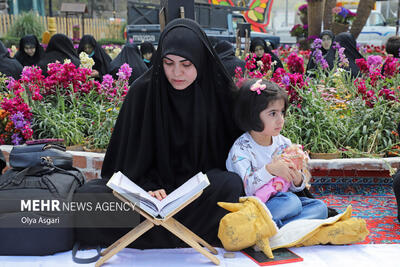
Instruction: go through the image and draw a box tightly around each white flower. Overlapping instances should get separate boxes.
[79,52,95,70]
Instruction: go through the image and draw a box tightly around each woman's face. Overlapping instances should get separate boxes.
[163,54,197,90]
[143,52,152,61]
[24,44,36,57]
[321,35,333,51]
[254,45,265,58]
[83,44,94,55]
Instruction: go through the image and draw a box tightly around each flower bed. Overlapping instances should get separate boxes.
[0,42,399,158]
[235,40,400,157]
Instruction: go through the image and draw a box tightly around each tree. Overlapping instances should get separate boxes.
[323,0,337,31]
[350,0,376,39]
[307,0,324,38]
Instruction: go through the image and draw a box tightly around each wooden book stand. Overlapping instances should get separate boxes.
[95,190,220,266]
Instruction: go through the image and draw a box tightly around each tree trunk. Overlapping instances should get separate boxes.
[350,0,376,39]
[323,0,336,31]
[308,0,324,38]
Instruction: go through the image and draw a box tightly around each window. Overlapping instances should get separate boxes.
[367,12,385,26]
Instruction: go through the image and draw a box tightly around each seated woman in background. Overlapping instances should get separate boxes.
[37,34,80,76]
[306,30,334,74]
[325,32,364,78]
[214,40,246,78]
[0,40,23,80]
[140,41,155,68]
[77,35,112,80]
[108,43,148,85]
[385,36,400,58]
[14,35,44,67]
[250,37,283,73]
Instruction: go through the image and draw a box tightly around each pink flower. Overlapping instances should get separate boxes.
[116,63,132,81]
[286,53,304,74]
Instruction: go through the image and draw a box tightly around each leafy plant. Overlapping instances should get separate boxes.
[6,11,45,40]
[283,84,345,153]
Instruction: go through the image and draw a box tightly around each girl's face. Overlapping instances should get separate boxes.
[163,54,197,90]
[254,45,265,58]
[321,35,332,51]
[24,44,36,57]
[256,98,286,139]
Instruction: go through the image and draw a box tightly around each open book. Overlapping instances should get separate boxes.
[106,171,210,219]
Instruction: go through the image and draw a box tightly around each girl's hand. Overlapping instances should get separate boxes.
[291,170,303,186]
[148,189,167,200]
[265,159,297,182]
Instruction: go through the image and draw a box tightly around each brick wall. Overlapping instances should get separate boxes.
[1,145,399,181]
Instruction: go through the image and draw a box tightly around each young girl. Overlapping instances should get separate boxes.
[226,79,328,228]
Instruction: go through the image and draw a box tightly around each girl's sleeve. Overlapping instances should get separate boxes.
[226,146,274,196]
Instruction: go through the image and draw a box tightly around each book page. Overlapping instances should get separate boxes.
[106,171,209,219]
[159,172,206,209]
[106,172,163,211]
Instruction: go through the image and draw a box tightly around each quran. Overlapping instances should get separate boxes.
[106,171,210,219]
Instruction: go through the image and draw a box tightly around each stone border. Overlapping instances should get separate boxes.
[1,145,399,180]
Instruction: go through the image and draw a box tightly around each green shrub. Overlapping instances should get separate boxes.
[0,36,20,47]
[97,38,126,46]
[6,11,45,41]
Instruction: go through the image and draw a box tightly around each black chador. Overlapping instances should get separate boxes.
[325,32,364,78]
[14,35,44,66]
[76,18,245,249]
[77,35,112,79]
[0,40,23,80]
[108,43,148,85]
[37,34,80,76]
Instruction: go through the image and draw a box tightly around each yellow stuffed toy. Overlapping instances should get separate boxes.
[217,196,278,259]
[218,198,369,259]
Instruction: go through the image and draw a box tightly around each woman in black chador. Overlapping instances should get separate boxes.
[14,35,44,66]
[249,37,284,72]
[37,34,80,76]
[0,40,23,80]
[214,40,245,78]
[77,18,245,249]
[77,35,112,80]
[140,41,155,68]
[306,30,334,74]
[108,43,148,85]
[325,32,364,78]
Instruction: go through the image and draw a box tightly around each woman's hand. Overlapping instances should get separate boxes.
[148,189,167,200]
[90,69,100,78]
[265,159,297,183]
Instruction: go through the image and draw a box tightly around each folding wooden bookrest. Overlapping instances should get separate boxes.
[95,190,220,266]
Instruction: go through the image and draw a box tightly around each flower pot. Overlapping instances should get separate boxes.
[309,152,341,159]
[332,22,349,35]
[83,146,107,153]
[299,13,308,25]
[296,36,309,50]
[67,145,84,151]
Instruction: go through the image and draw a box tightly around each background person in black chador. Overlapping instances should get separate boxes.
[214,40,245,78]
[249,37,283,73]
[14,35,44,67]
[306,30,334,74]
[77,35,112,80]
[37,34,80,76]
[76,18,244,249]
[325,32,364,78]
[139,41,155,68]
[108,43,148,85]
[0,40,23,80]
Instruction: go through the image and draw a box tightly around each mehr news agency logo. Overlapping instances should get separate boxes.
[19,198,137,226]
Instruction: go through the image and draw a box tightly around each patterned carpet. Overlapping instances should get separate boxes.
[311,176,400,244]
